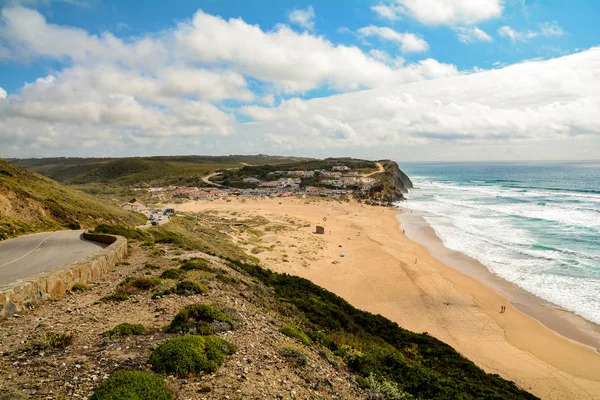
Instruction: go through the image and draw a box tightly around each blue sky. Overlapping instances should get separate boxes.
[1,0,599,160]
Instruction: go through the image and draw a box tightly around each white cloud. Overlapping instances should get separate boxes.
[498,26,538,42]
[358,26,429,53]
[237,48,600,155]
[540,21,565,37]
[371,4,403,21]
[454,26,492,44]
[288,5,315,30]
[393,0,503,26]
[0,87,6,99]
[0,6,464,157]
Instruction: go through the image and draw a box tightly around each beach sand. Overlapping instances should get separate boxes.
[173,197,600,400]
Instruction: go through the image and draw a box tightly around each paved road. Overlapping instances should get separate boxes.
[0,230,107,287]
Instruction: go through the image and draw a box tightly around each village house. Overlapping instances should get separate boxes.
[243,177,261,184]
[321,171,342,178]
[332,165,350,171]
[121,198,147,212]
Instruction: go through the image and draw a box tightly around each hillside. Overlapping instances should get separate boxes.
[0,159,146,241]
[11,155,313,187]
[0,213,538,399]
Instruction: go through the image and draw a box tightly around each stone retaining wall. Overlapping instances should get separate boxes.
[0,232,127,318]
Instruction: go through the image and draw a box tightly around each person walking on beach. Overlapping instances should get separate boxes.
[500,305,506,314]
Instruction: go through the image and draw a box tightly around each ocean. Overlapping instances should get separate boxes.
[399,161,600,325]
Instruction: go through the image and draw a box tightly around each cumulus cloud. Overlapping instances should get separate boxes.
[288,6,315,30]
[237,48,600,153]
[454,26,492,44]
[0,6,466,157]
[358,26,428,53]
[0,87,6,99]
[386,0,503,26]
[371,4,403,21]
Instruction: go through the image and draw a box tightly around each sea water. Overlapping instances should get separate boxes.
[399,161,600,325]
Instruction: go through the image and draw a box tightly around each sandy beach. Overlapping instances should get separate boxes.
[172,197,600,400]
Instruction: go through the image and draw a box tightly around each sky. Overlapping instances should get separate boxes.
[0,0,599,161]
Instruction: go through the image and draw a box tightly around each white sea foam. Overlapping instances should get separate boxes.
[405,178,600,325]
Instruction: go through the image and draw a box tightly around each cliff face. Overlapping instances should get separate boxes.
[379,160,413,193]
[365,160,413,203]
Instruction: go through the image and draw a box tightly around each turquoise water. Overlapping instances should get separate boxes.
[399,161,600,324]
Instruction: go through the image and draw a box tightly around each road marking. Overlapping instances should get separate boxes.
[0,233,57,269]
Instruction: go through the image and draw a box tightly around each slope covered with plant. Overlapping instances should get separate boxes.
[0,159,145,240]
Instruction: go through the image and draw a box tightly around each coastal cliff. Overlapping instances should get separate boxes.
[365,160,413,203]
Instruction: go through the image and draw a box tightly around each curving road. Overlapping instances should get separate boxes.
[201,172,224,187]
[0,230,107,288]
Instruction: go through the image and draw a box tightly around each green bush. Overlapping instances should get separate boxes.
[153,281,208,299]
[360,374,413,400]
[145,263,161,270]
[280,325,312,346]
[160,269,185,279]
[276,341,307,366]
[119,277,161,292]
[100,289,130,302]
[30,332,74,351]
[167,304,236,335]
[89,370,173,400]
[180,258,214,272]
[149,335,236,376]
[102,323,145,338]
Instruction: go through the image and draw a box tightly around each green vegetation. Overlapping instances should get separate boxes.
[280,325,312,346]
[148,335,236,376]
[102,323,146,338]
[89,370,173,400]
[359,374,413,399]
[276,341,308,366]
[152,281,208,299]
[12,155,311,188]
[160,268,185,279]
[226,259,538,400]
[94,216,254,262]
[29,332,74,351]
[180,258,213,272]
[119,277,161,292]
[168,304,236,335]
[0,159,145,240]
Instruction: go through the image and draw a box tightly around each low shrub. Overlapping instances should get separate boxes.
[119,277,161,293]
[152,281,208,299]
[100,290,130,302]
[280,325,312,346]
[89,370,173,400]
[148,335,236,376]
[359,374,413,400]
[102,323,145,338]
[276,341,307,366]
[180,258,214,272]
[30,332,74,351]
[167,304,236,335]
[151,248,166,257]
[145,263,161,270]
[70,282,90,292]
[160,269,185,279]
